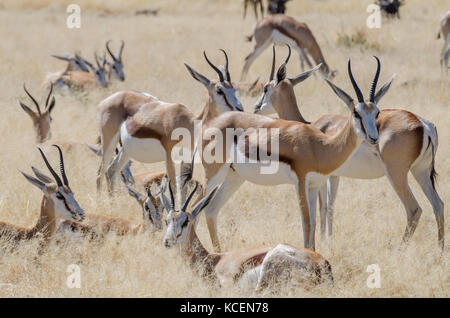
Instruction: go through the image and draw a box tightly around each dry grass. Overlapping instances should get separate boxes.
[0,0,448,297]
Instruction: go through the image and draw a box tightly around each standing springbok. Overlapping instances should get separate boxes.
[199,56,381,252]
[0,146,84,243]
[242,14,337,80]
[162,177,333,292]
[254,46,444,250]
[105,40,125,82]
[438,10,450,73]
[243,0,264,21]
[95,50,243,193]
[19,84,56,143]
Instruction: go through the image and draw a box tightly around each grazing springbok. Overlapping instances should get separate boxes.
[105,40,125,82]
[0,146,84,243]
[55,52,109,89]
[438,10,450,73]
[243,0,264,20]
[95,50,243,193]
[254,46,444,250]
[242,14,337,80]
[162,176,333,292]
[19,84,56,143]
[199,55,381,252]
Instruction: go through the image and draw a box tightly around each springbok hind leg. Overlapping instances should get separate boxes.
[241,40,271,80]
[411,166,445,251]
[318,185,328,238]
[296,178,313,250]
[384,167,423,245]
[326,176,340,237]
[96,133,119,192]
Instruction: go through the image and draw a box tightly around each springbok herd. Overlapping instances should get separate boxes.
[0,3,448,296]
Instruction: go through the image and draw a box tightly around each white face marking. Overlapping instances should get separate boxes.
[50,187,84,221]
[163,211,189,247]
[353,102,379,145]
[253,84,275,115]
[213,83,244,112]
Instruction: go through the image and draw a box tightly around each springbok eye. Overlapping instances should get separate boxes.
[353,111,361,119]
[263,86,268,93]
[217,88,224,96]
[56,192,64,200]
[181,218,189,227]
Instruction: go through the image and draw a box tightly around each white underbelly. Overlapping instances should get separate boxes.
[332,143,385,179]
[233,147,297,185]
[271,29,300,52]
[238,265,262,291]
[306,172,328,189]
[120,122,166,163]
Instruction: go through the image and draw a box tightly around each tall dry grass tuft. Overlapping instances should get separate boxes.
[0,0,448,297]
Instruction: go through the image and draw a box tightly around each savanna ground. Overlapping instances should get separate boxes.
[0,0,448,297]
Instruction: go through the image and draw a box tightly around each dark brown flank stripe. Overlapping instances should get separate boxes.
[233,251,268,282]
[126,117,162,140]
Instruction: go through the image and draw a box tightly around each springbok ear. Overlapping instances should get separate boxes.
[19,170,48,195]
[85,143,102,156]
[374,74,396,105]
[19,102,35,118]
[31,166,53,184]
[289,63,322,86]
[184,63,210,88]
[191,185,220,219]
[276,63,287,84]
[325,78,354,111]
[158,183,172,213]
[51,55,71,62]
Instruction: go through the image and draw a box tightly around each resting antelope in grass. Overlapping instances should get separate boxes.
[254,46,445,250]
[438,10,450,74]
[41,53,92,89]
[0,146,84,243]
[199,55,381,252]
[242,14,337,80]
[55,52,109,89]
[96,50,243,193]
[162,168,333,292]
[105,40,125,82]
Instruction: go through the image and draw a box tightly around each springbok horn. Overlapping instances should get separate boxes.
[284,44,291,65]
[23,84,41,115]
[269,45,276,81]
[219,49,231,82]
[106,40,118,62]
[369,56,381,103]
[118,40,124,62]
[168,181,175,210]
[94,52,102,70]
[38,148,63,187]
[182,182,199,213]
[347,58,364,103]
[45,83,53,108]
[53,145,69,186]
[203,51,224,82]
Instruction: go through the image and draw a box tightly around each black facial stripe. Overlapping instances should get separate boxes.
[222,93,234,110]
[58,193,73,215]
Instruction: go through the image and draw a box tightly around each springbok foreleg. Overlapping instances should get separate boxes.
[318,184,328,238]
[307,187,319,249]
[296,178,313,250]
[106,147,130,193]
[326,176,340,237]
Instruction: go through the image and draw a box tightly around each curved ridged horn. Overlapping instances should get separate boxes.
[182,182,199,213]
[284,44,291,65]
[23,84,41,115]
[369,56,381,103]
[203,51,224,82]
[118,40,124,62]
[106,40,118,62]
[168,181,175,210]
[347,58,364,103]
[94,52,102,70]
[45,83,53,108]
[38,148,62,187]
[53,145,69,186]
[269,45,276,81]
[219,49,231,82]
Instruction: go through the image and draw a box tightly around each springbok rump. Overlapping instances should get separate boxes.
[242,14,337,80]
[254,46,444,250]
[162,161,333,292]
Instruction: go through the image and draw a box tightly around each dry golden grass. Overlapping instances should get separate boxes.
[0,0,448,297]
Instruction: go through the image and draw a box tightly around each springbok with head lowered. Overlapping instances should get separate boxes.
[242,14,337,80]
[96,50,243,193]
[0,146,84,243]
[19,84,56,143]
[162,171,333,292]
[105,40,125,81]
[198,54,381,252]
[254,46,444,250]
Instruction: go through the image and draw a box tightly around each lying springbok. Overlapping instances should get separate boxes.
[19,84,55,143]
[42,53,92,89]
[55,52,109,89]
[438,10,450,73]
[243,0,264,20]
[105,40,125,82]
[242,14,337,80]
[199,55,381,252]
[254,46,444,250]
[162,177,333,292]
[96,50,243,193]
[0,146,84,243]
